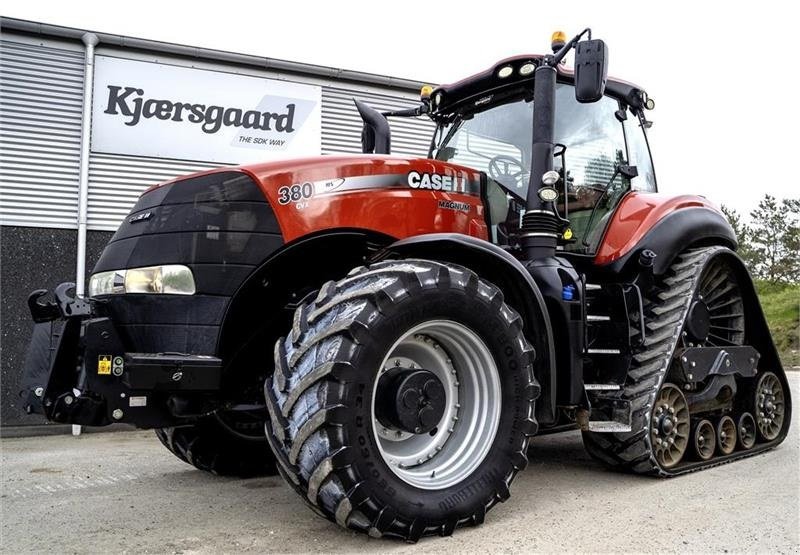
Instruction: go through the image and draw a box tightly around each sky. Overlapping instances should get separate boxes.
[3,0,799,218]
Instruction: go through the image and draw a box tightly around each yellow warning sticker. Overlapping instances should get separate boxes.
[98,355,112,375]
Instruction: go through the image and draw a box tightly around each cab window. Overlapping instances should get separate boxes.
[624,114,656,192]
[553,86,629,252]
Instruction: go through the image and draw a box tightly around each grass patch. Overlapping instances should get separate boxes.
[755,281,800,367]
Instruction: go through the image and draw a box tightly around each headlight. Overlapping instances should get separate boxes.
[89,265,195,297]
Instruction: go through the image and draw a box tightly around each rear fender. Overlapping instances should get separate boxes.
[595,194,737,276]
[379,233,557,426]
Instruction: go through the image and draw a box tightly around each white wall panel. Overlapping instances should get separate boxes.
[0,39,84,228]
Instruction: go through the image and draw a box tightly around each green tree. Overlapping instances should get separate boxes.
[720,204,757,269]
[721,196,799,283]
[745,196,799,283]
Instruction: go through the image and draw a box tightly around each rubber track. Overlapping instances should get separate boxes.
[264,259,538,541]
[583,246,785,476]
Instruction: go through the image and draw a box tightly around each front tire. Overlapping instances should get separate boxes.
[156,411,278,477]
[264,260,539,540]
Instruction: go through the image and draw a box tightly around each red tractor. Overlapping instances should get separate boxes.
[22,30,790,540]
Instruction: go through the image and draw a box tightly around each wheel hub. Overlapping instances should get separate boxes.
[659,414,675,435]
[376,368,446,434]
[685,299,711,343]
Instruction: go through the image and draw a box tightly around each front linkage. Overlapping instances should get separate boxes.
[22,283,222,428]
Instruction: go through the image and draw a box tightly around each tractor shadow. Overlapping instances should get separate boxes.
[98,431,657,553]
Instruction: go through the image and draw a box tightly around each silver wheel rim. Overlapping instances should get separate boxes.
[371,320,501,490]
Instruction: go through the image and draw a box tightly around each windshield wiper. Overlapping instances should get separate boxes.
[581,164,638,247]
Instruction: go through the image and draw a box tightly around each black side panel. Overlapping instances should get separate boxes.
[127,171,267,211]
[598,207,736,276]
[92,170,283,355]
[95,232,284,268]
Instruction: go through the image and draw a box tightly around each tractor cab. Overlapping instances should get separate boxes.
[431,79,656,255]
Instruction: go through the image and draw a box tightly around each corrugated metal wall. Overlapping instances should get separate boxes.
[1,35,435,232]
[87,153,225,230]
[321,86,434,157]
[0,39,84,229]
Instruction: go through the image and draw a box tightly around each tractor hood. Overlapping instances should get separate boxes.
[153,154,487,243]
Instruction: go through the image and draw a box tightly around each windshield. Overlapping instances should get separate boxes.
[435,99,533,195]
[434,83,647,253]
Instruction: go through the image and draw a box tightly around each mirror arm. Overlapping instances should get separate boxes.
[382,103,429,118]
[550,28,592,66]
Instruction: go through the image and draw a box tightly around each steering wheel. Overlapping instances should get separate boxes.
[487,155,527,189]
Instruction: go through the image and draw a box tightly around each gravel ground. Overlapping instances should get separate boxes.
[2,373,798,554]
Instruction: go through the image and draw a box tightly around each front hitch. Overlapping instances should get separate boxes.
[27,282,92,323]
[21,283,223,428]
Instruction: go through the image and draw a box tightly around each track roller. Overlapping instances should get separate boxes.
[737,412,756,450]
[693,419,715,460]
[716,416,736,455]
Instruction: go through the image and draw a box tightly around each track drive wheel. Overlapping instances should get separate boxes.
[155,411,277,477]
[755,372,785,441]
[264,260,539,540]
[650,383,690,468]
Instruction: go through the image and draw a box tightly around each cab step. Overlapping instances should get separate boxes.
[587,420,632,432]
[584,383,621,391]
[586,348,621,355]
[586,314,610,322]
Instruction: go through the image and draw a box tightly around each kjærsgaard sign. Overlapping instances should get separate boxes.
[90,56,322,164]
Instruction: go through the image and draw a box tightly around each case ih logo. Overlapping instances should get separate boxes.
[407,171,468,193]
[103,86,297,135]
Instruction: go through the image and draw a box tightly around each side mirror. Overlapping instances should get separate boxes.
[574,39,608,103]
[354,99,391,154]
